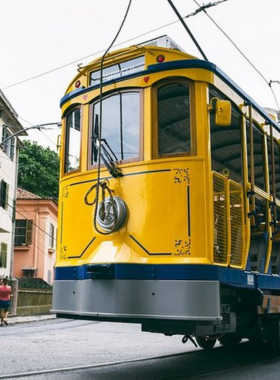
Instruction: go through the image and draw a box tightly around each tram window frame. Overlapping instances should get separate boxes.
[63,106,82,175]
[153,79,195,158]
[88,89,143,169]
[267,134,280,199]
[247,121,266,192]
[209,85,243,184]
[275,144,280,199]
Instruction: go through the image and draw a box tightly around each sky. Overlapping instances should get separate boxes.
[0,0,279,150]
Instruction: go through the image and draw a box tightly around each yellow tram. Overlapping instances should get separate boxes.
[52,36,280,350]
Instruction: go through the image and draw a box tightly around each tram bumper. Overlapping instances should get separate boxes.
[52,279,221,324]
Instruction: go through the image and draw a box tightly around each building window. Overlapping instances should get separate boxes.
[1,126,15,161]
[49,223,55,248]
[22,267,37,278]
[15,220,33,246]
[0,180,9,210]
[47,270,52,284]
[0,243,7,268]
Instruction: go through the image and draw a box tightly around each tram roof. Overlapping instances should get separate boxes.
[61,47,280,135]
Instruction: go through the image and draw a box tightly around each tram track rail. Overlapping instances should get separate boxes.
[0,351,194,379]
[1,342,279,380]
[187,356,278,379]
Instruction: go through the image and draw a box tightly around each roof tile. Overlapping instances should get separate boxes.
[16,187,41,200]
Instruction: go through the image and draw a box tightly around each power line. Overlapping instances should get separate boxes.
[16,205,57,243]
[4,198,57,264]
[167,0,208,60]
[186,0,228,18]
[192,0,280,111]
[1,122,61,157]
[1,18,185,91]
[0,1,226,92]
[0,203,56,268]
[192,0,267,82]
[5,195,57,242]
[1,0,279,112]
[17,116,59,148]
[1,122,61,145]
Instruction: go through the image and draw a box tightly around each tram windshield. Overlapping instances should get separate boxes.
[90,57,145,86]
[90,91,141,164]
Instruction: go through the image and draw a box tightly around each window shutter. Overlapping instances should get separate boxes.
[4,183,9,210]
[49,223,55,248]
[0,180,3,207]
[26,220,33,245]
[0,242,7,268]
[10,137,15,161]
[1,126,8,143]
[0,180,6,208]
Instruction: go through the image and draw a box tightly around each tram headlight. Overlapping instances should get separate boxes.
[96,196,127,232]
[156,54,165,63]
[75,80,81,88]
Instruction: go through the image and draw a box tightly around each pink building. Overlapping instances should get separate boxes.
[13,188,58,284]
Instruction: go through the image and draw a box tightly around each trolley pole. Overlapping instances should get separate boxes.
[167,0,208,61]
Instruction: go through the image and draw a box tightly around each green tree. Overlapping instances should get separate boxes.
[18,140,60,199]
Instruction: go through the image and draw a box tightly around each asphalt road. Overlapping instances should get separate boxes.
[1,318,280,379]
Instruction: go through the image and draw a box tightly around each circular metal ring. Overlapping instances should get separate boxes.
[96,196,127,232]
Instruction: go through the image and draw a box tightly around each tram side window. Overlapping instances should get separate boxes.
[90,91,140,164]
[209,86,242,183]
[158,83,191,155]
[64,108,81,173]
[275,145,280,199]
[274,144,280,222]
[267,137,280,202]
[247,122,265,192]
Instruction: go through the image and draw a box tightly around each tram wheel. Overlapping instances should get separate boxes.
[270,315,280,355]
[219,334,241,346]
[196,336,216,350]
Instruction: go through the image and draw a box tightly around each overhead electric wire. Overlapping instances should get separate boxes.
[6,199,57,263]
[93,0,132,235]
[192,0,280,111]
[192,0,267,82]
[1,0,279,112]
[1,0,280,113]
[17,116,61,148]
[1,15,183,91]
[6,197,57,241]
[167,0,208,60]
[17,206,57,243]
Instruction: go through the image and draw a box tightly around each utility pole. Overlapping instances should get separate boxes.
[1,122,61,147]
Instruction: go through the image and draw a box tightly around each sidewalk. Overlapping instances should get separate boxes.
[8,314,57,325]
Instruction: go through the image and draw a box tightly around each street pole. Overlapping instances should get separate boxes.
[1,122,61,147]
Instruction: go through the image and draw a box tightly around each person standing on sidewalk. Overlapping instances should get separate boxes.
[0,278,12,326]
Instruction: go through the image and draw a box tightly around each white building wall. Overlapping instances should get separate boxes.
[0,89,25,280]
[0,122,18,278]
[43,212,57,284]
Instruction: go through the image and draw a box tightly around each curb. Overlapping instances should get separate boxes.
[8,314,57,325]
